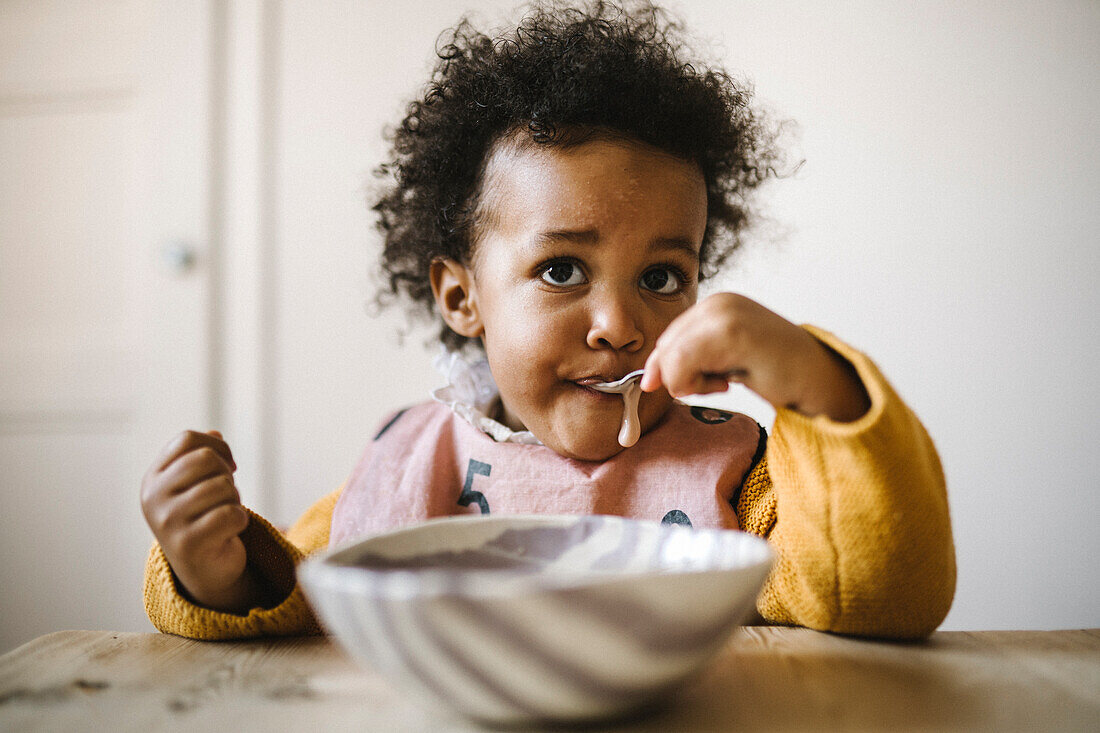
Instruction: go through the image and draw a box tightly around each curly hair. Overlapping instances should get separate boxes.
[373,0,785,350]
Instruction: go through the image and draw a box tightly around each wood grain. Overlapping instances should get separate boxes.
[2,628,1097,731]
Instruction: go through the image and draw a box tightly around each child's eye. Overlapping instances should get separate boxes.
[540,261,586,286]
[640,267,683,294]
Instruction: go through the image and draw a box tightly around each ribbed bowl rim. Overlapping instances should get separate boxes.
[299,514,775,601]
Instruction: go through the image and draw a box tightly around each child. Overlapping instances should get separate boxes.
[141,0,954,641]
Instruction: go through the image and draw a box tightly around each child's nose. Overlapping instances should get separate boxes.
[585,289,644,352]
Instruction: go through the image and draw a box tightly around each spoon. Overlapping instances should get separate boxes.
[595,367,752,394]
[590,368,745,448]
[590,369,646,448]
[592,369,646,394]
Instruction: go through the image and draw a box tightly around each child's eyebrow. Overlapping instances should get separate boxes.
[532,229,600,247]
[532,229,700,259]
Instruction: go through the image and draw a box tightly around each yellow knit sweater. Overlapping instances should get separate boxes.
[144,328,956,640]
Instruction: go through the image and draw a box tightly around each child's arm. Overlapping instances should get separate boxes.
[139,430,262,613]
[140,430,340,639]
[644,294,956,638]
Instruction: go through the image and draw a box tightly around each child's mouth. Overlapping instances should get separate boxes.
[570,378,644,447]
[574,376,613,386]
[573,374,636,388]
[570,379,622,400]
[572,381,616,396]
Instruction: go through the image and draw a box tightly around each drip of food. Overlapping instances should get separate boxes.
[592,369,645,448]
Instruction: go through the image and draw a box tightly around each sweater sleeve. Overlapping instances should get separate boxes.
[735,326,956,639]
[142,488,342,640]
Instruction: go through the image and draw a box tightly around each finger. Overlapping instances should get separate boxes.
[183,502,251,552]
[664,351,738,397]
[657,348,700,398]
[683,313,754,371]
[693,375,733,395]
[158,446,236,497]
[178,474,242,524]
[154,474,238,536]
[718,367,750,382]
[640,350,664,392]
[175,508,250,579]
[142,445,233,524]
[153,430,236,474]
[152,430,236,474]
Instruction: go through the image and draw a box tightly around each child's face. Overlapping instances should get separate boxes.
[437,135,707,461]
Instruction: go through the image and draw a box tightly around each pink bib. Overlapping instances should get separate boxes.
[330,401,763,547]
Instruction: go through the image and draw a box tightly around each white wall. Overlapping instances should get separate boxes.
[0,0,210,654]
[261,0,1099,632]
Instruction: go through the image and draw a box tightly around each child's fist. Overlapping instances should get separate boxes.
[641,292,869,422]
[140,430,253,612]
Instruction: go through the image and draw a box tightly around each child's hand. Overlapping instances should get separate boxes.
[640,293,870,422]
[140,430,259,613]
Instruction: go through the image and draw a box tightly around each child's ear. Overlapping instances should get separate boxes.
[429,257,484,338]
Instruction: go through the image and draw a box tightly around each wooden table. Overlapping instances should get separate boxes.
[2,627,1097,731]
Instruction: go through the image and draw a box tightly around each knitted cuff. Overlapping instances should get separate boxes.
[142,510,322,640]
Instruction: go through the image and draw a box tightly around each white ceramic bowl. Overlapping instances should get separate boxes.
[299,514,774,726]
